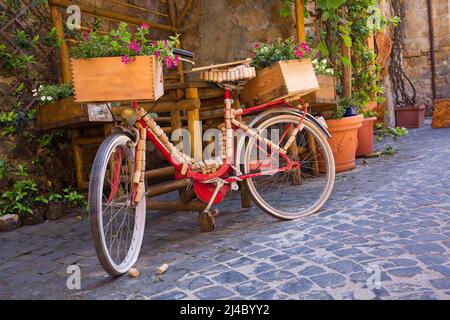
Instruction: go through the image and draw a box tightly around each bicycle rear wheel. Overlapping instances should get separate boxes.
[89,134,146,276]
[243,114,335,220]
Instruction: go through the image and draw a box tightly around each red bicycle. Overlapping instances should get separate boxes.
[88,50,335,276]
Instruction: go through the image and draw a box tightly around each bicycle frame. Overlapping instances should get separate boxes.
[134,87,308,185]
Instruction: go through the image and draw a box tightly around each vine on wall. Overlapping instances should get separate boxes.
[0,1,78,220]
[282,0,399,108]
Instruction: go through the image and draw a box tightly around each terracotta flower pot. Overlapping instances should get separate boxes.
[356,117,377,157]
[325,115,364,172]
[395,105,426,128]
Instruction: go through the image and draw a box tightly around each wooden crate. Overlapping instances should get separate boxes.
[241,59,319,106]
[71,55,164,103]
[303,74,336,105]
[37,97,114,130]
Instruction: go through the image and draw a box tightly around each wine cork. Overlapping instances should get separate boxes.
[157,264,169,275]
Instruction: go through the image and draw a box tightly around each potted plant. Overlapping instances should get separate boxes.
[70,22,180,103]
[241,37,319,106]
[323,99,364,173]
[356,109,378,157]
[395,104,426,128]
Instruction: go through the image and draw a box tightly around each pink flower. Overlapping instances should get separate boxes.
[253,43,260,49]
[155,50,161,57]
[314,51,321,59]
[164,56,173,69]
[83,30,90,41]
[128,39,141,53]
[121,55,130,64]
[140,23,150,30]
[300,42,312,54]
[295,50,304,59]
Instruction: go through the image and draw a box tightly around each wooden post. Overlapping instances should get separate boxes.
[295,0,319,176]
[186,88,202,161]
[50,4,72,84]
[71,129,86,190]
[233,99,252,209]
[176,0,193,27]
[167,0,177,28]
[295,0,306,42]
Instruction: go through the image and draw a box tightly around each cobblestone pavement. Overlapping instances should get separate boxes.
[1,120,449,300]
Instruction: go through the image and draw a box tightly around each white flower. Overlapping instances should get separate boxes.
[312,59,319,65]
[33,93,37,97]
[41,96,46,101]
[322,59,327,65]
[46,96,53,101]
[32,89,37,93]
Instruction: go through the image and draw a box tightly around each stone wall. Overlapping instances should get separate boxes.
[181,0,296,67]
[402,0,450,103]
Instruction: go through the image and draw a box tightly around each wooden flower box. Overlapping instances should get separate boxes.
[37,97,114,130]
[71,55,164,103]
[303,74,336,106]
[241,59,319,106]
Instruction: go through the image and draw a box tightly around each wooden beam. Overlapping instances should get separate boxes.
[49,0,179,33]
[50,4,72,84]
[167,0,177,28]
[111,98,200,116]
[147,199,206,212]
[73,136,104,146]
[176,0,193,27]
[295,0,306,42]
[147,179,191,197]
[145,166,176,180]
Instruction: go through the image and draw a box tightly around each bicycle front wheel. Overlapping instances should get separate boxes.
[89,134,146,276]
[243,114,335,220]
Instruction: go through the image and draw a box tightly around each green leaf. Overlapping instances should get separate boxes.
[340,34,352,47]
[340,55,352,67]
[321,11,332,21]
[317,42,329,57]
[316,0,346,10]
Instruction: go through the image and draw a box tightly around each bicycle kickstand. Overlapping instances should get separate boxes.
[199,179,225,232]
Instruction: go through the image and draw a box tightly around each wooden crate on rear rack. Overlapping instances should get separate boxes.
[303,74,337,113]
[241,59,319,106]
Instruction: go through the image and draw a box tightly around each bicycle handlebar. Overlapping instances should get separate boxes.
[173,48,194,58]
